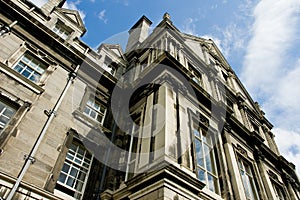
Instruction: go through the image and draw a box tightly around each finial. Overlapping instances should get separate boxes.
[163,12,171,20]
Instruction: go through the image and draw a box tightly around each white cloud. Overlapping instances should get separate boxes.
[240,0,300,175]
[211,4,218,10]
[274,128,300,176]
[213,23,248,58]
[241,0,300,97]
[182,18,198,36]
[63,0,86,21]
[123,0,129,6]
[30,0,47,7]
[98,9,108,24]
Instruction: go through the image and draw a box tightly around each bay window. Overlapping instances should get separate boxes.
[193,122,220,194]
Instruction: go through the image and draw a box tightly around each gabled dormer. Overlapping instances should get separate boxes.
[97,44,127,78]
[41,0,86,43]
[49,8,86,41]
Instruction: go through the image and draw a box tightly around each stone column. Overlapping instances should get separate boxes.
[253,149,269,200]
[237,100,251,130]
[284,175,298,200]
[220,124,235,200]
[222,129,245,199]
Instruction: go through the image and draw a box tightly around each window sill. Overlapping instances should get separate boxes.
[0,62,44,94]
[72,109,110,133]
[201,187,223,200]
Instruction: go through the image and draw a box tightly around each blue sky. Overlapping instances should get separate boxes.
[33,0,300,175]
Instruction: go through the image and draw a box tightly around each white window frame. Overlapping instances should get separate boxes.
[237,157,260,200]
[83,97,106,124]
[272,181,285,200]
[52,23,72,40]
[0,99,17,133]
[125,111,143,181]
[193,123,220,194]
[13,53,47,83]
[57,140,93,200]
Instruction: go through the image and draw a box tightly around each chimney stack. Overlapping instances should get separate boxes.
[125,15,152,53]
[41,0,66,16]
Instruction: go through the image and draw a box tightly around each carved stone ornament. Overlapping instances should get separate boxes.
[236,144,247,157]
[254,149,265,161]
[200,114,209,127]
[223,122,232,133]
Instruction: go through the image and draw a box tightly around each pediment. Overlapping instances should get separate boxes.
[56,7,85,29]
[101,44,126,60]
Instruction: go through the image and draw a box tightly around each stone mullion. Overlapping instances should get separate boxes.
[219,125,235,200]
[222,129,245,199]
[284,175,298,200]
[253,149,269,200]
[238,101,251,130]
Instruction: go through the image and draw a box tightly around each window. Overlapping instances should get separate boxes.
[237,157,259,200]
[193,123,220,194]
[56,140,93,199]
[83,97,106,124]
[126,113,141,180]
[103,60,116,76]
[13,53,47,83]
[272,183,285,200]
[192,72,202,86]
[53,23,71,40]
[222,71,228,82]
[140,58,148,72]
[0,98,17,133]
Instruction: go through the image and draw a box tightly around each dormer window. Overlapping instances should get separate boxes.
[103,56,117,76]
[222,71,228,83]
[52,22,72,40]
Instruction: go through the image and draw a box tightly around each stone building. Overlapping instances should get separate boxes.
[0,0,299,199]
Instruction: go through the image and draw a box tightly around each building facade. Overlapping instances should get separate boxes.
[0,0,299,199]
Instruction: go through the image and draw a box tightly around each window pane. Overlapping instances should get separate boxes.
[90,110,96,119]
[3,108,15,117]
[239,158,259,200]
[75,181,83,191]
[70,143,77,151]
[207,173,218,193]
[197,168,206,182]
[83,97,106,123]
[53,24,71,39]
[66,177,75,187]
[249,177,258,200]
[204,145,212,171]
[193,128,200,137]
[77,171,86,181]
[14,63,24,73]
[62,163,70,173]
[70,167,78,177]
[0,100,17,133]
[21,68,32,78]
[193,122,219,195]
[202,131,207,143]
[57,140,92,198]
[83,107,90,115]
[13,54,47,82]
[195,139,204,167]
[77,147,85,156]
[0,116,9,124]
[58,173,67,183]
[96,114,103,123]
